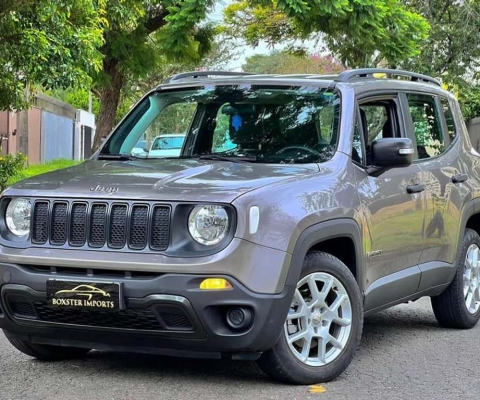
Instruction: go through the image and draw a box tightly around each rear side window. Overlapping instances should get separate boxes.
[406,93,445,160]
[440,97,457,143]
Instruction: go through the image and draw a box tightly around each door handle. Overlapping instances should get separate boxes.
[452,173,468,184]
[407,184,426,194]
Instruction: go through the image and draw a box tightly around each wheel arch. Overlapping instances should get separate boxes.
[459,198,480,258]
[286,218,365,293]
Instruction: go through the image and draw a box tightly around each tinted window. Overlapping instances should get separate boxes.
[102,86,340,164]
[407,93,444,159]
[212,103,237,153]
[360,105,392,144]
[441,97,457,143]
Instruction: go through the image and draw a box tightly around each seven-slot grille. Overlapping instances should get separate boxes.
[31,201,171,251]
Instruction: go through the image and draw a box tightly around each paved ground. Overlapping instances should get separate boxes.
[1,297,479,400]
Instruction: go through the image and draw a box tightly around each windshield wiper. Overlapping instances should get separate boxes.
[197,155,258,163]
[97,154,138,161]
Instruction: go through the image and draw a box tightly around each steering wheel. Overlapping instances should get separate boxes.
[276,146,322,157]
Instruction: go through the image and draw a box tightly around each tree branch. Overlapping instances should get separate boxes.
[144,11,169,35]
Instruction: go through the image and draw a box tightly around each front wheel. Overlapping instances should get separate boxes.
[258,252,363,385]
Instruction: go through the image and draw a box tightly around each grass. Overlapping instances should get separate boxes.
[8,159,80,186]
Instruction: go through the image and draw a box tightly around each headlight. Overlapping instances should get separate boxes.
[6,198,32,236]
[188,205,229,246]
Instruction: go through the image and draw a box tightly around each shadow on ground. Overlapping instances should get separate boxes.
[30,299,445,385]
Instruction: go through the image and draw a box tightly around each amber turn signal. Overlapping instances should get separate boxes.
[199,278,232,290]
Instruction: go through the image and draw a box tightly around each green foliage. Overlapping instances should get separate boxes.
[0,152,27,192]
[94,0,217,89]
[223,0,429,67]
[399,0,480,87]
[243,50,345,74]
[457,86,480,122]
[0,0,106,111]
[47,88,100,117]
[7,159,80,188]
[396,1,480,120]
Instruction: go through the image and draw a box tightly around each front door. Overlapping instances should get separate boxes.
[353,94,426,311]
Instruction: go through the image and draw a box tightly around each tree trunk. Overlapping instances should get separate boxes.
[92,59,124,152]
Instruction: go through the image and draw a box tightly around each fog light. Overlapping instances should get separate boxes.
[199,278,232,290]
[226,307,253,330]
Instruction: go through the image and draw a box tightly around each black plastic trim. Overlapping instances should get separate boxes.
[287,218,365,292]
[0,266,295,352]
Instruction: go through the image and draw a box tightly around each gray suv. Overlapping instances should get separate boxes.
[1,69,480,384]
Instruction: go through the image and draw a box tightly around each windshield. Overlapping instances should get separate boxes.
[101,85,340,164]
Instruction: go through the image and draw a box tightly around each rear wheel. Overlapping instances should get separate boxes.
[257,252,363,384]
[4,331,91,361]
[431,228,480,329]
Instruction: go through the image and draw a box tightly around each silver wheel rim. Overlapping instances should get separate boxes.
[284,272,352,367]
[464,244,480,314]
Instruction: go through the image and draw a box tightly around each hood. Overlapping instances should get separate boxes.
[6,159,320,203]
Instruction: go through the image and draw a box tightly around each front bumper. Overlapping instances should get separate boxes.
[0,263,295,358]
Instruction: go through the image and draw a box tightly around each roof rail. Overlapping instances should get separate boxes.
[163,70,255,83]
[336,68,441,87]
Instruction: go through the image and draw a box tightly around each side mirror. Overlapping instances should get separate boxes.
[371,138,414,169]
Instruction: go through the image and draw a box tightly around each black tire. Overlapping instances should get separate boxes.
[257,251,363,385]
[431,228,480,329]
[3,331,91,361]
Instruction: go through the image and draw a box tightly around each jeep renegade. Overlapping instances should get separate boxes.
[1,69,480,384]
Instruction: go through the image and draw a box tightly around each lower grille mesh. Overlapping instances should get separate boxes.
[10,301,36,317]
[32,303,194,331]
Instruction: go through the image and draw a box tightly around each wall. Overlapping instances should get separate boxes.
[0,93,94,164]
[27,109,41,164]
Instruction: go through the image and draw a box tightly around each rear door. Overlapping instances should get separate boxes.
[403,92,466,290]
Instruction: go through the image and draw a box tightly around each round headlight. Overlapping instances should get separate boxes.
[6,198,32,236]
[188,205,229,246]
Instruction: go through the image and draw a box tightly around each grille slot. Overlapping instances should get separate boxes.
[151,206,170,250]
[108,204,127,248]
[129,205,148,249]
[51,202,68,245]
[70,203,87,246]
[32,202,49,244]
[30,200,171,251]
[89,204,107,247]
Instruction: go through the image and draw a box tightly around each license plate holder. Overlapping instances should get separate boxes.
[46,280,122,312]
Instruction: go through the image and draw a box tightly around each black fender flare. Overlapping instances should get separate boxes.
[285,218,365,292]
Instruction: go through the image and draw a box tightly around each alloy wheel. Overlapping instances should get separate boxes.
[284,272,352,367]
[464,244,480,314]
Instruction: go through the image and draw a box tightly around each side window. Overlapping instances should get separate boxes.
[358,99,399,165]
[318,106,335,143]
[406,93,445,159]
[212,103,237,153]
[352,118,363,163]
[440,97,457,143]
[361,105,389,145]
